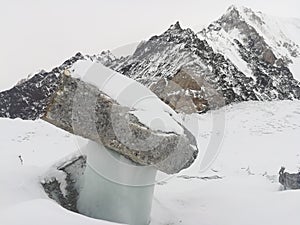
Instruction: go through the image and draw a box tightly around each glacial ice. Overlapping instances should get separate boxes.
[77,141,157,225]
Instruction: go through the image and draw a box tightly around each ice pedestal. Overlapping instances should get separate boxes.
[77,141,157,225]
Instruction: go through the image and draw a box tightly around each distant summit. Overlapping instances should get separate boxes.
[6,6,300,114]
[99,5,300,112]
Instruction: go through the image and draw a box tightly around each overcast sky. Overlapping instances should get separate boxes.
[0,0,299,90]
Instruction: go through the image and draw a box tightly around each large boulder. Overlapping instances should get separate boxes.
[0,57,198,174]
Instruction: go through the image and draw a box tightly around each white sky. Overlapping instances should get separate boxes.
[0,0,299,91]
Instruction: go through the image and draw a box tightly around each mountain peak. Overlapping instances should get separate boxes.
[226,4,250,14]
[157,21,198,44]
[95,50,116,66]
[226,4,239,12]
[168,21,182,31]
[222,4,243,20]
[224,5,263,24]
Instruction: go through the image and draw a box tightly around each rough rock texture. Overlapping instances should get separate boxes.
[0,60,198,174]
[262,49,276,65]
[150,69,220,113]
[2,5,300,173]
[0,71,61,120]
[279,167,300,190]
[43,74,197,174]
[0,53,85,120]
[103,22,259,113]
[98,7,300,112]
[3,7,299,119]
[42,155,87,212]
[199,6,300,101]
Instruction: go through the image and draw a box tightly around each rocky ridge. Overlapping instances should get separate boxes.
[199,5,300,101]
[2,6,300,116]
[98,6,300,113]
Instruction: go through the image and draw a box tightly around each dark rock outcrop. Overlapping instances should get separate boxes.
[0,57,198,174]
[43,72,198,174]
[101,14,300,113]
[0,53,85,120]
[199,6,300,101]
[279,167,300,190]
[103,22,259,112]
[42,155,87,212]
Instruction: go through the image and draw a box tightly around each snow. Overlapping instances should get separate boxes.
[290,57,300,81]
[0,199,117,225]
[198,28,254,79]
[278,18,300,45]
[1,100,300,224]
[199,6,300,83]
[235,6,300,82]
[236,6,299,60]
[72,60,184,135]
[277,18,300,81]
[152,100,300,225]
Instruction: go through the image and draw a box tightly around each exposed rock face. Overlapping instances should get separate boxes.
[42,154,87,212]
[43,73,197,174]
[263,49,276,65]
[150,69,216,113]
[199,5,300,101]
[100,14,300,113]
[3,6,299,119]
[0,53,85,120]
[93,50,117,67]
[0,57,198,174]
[104,22,259,112]
[1,5,300,173]
[0,71,61,120]
[279,167,300,190]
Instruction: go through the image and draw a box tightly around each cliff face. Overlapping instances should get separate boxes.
[2,6,300,116]
[199,5,300,99]
[0,53,85,120]
[99,6,300,113]
[0,55,199,174]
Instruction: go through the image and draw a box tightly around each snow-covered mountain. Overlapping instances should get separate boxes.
[199,5,300,98]
[4,6,299,115]
[2,5,300,225]
[99,6,300,113]
[199,5,300,71]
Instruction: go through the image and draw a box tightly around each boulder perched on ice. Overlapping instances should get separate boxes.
[0,54,198,174]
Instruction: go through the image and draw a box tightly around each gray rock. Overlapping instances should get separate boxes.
[42,155,87,212]
[98,7,300,114]
[262,49,276,65]
[43,74,198,174]
[0,67,198,174]
[279,167,300,190]
[0,53,84,120]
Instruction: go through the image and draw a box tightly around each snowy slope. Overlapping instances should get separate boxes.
[278,18,300,80]
[1,100,300,225]
[238,6,299,60]
[236,6,300,81]
[101,11,300,114]
[1,5,300,225]
[198,5,300,82]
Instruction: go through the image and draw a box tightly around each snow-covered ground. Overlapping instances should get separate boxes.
[1,100,300,225]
